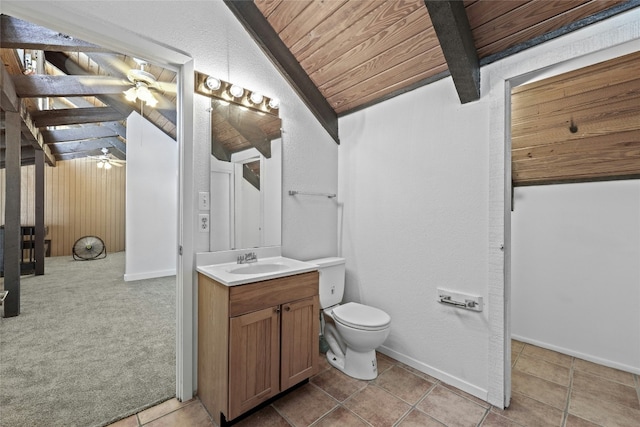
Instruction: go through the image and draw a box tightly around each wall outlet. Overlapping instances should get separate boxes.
[198,192,210,210]
[198,214,210,233]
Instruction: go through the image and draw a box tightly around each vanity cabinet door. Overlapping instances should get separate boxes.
[280,295,320,390]
[228,306,280,420]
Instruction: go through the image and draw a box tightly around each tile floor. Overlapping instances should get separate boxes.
[109,341,640,427]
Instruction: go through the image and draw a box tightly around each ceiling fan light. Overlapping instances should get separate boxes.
[124,87,138,102]
[97,161,104,168]
[268,98,280,109]
[145,94,159,107]
[249,92,264,105]
[229,84,244,98]
[104,161,112,170]
[205,76,221,91]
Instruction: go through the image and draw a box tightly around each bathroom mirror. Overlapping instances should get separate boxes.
[209,99,282,251]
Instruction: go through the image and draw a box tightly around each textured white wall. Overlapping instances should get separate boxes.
[512,181,640,374]
[339,77,491,399]
[125,112,178,281]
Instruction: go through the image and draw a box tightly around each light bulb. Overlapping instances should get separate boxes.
[97,161,104,168]
[249,92,264,105]
[124,87,138,102]
[104,161,112,170]
[229,84,244,98]
[268,98,280,109]
[205,76,221,91]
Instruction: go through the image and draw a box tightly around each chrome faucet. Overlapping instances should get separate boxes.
[237,252,258,264]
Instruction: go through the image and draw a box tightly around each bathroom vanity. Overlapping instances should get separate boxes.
[197,265,319,425]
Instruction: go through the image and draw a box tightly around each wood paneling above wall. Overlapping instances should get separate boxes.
[0,158,125,256]
[511,50,640,186]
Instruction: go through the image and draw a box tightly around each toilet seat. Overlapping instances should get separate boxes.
[332,302,391,331]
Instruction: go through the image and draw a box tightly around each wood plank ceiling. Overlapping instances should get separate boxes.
[0,14,177,168]
[511,50,640,186]
[251,0,633,116]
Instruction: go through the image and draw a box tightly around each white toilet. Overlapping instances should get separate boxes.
[308,257,391,380]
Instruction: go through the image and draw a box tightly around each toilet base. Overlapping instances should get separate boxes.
[326,347,379,380]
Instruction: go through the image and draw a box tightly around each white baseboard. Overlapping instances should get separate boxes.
[377,345,489,402]
[124,269,176,282]
[511,334,640,375]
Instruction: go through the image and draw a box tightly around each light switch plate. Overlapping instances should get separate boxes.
[198,214,210,233]
[198,192,210,210]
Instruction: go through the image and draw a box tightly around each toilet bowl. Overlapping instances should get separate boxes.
[308,258,392,380]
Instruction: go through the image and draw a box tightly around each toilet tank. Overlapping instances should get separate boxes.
[307,257,345,309]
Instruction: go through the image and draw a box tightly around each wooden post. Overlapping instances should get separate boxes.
[35,149,45,275]
[3,111,21,317]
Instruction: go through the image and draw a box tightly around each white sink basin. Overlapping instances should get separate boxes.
[197,256,318,286]
[228,263,289,275]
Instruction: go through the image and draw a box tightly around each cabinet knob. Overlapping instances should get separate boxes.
[284,305,291,312]
[274,307,280,314]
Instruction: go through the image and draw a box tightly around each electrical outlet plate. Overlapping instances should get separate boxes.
[198,213,209,233]
[437,288,483,312]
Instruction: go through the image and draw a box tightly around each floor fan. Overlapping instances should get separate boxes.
[72,236,107,260]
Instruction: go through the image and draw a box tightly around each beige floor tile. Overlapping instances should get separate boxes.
[416,385,488,427]
[317,352,332,374]
[573,359,636,387]
[314,406,369,426]
[311,366,368,402]
[374,365,434,405]
[511,369,568,410]
[492,391,564,426]
[398,364,440,384]
[522,345,572,368]
[272,383,338,426]
[107,415,139,427]
[568,388,640,427]
[439,382,492,409]
[344,384,411,426]
[572,370,639,410]
[513,354,571,386]
[563,414,602,427]
[396,409,445,426]
[137,398,196,425]
[480,411,524,427]
[234,406,291,427]
[511,340,525,355]
[376,352,396,375]
[144,401,214,427]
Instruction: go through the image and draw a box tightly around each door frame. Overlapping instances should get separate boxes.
[2,3,195,401]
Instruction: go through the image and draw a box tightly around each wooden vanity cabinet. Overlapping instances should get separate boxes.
[197,271,319,425]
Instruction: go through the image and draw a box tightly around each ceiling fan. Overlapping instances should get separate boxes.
[122,58,176,107]
[89,148,125,169]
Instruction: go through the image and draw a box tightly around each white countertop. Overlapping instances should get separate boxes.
[196,256,318,286]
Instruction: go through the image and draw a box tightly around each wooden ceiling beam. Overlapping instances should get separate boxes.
[48,138,115,155]
[11,74,131,98]
[41,125,120,144]
[424,1,480,103]
[0,15,111,52]
[223,0,339,144]
[31,107,126,128]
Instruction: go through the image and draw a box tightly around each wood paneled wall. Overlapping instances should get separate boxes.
[511,50,640,186]
[0,158,125,256]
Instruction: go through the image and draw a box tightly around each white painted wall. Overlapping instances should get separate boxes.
[512,181,640,374]
[339,77,491,399]
[125,112,178,281]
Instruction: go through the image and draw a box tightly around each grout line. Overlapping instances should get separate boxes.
[561,356,576,427]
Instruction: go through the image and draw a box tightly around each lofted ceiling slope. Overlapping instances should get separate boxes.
[227,0,638,144]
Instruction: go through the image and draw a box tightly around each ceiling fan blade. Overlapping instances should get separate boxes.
[152,81,177,94]
[109,161,124,167]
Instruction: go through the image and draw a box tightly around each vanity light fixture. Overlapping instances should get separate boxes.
[195,71,280,117]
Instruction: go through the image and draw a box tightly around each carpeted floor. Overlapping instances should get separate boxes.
[0,252,175,427]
